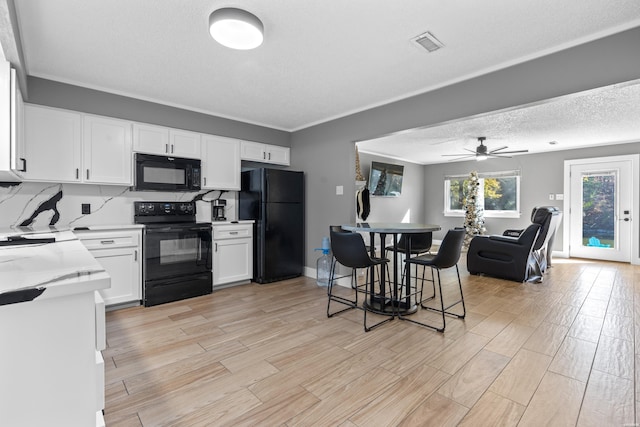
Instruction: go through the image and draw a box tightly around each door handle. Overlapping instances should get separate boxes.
[19,158,26,172]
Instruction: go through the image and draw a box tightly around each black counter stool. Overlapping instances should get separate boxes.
[402,228,465,332]
[384,232,432,292]
[328,227,392,331]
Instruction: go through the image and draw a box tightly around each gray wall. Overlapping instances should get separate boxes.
[357,151,424,224]
[26,77,290,146]
[291,27,640,269]
[423,141,640,249]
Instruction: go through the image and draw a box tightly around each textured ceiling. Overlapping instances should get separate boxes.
[358,80,640,165]
[11,0,640,132]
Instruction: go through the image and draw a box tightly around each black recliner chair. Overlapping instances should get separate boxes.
[467,206,562,282]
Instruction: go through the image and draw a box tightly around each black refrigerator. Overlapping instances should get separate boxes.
[239,168,304,283]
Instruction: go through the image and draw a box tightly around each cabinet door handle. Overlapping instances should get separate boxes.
[268,152,271,160]
[171,144,174,154]
[19,158,26,172]
[100,240,115,245]
[86,169,90,180]
[134,249,138,261]
[204,177,207,186]
[215,243,218,252]
[165,143,169,153]
[76,168,79,179]
[263,152,266,159]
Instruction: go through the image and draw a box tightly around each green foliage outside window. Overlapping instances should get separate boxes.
[446,174,519,215]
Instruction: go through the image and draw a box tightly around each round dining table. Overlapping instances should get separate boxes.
[341,222,441,316]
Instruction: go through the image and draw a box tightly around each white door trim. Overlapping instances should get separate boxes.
[563,154,640,265]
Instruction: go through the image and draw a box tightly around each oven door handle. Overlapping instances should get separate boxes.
[145,226,211,234]
[188,226,212,233]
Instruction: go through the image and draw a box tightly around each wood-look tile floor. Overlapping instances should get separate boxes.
[104,257,639,426]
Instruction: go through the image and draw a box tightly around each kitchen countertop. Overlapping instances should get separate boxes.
[210,220,254,226]
[0,228,109,303]
[72,224,145,232]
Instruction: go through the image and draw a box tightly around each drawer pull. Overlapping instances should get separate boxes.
[229,231,239,235]
[100,240,115,245]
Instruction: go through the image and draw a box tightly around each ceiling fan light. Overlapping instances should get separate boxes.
[476,154,488,161]
[209,8,263,50]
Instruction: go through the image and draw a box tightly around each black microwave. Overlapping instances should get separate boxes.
[134,153,201,192]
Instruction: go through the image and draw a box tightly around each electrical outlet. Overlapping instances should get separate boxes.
[548,194,555,200]
[81,203,91,214]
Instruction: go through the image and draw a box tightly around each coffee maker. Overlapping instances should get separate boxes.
[212,199,227,221]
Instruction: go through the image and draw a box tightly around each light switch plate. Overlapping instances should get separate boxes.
[336,185,344,195]
[555,194,564,200]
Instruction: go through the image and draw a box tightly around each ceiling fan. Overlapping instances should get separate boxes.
[442,137,529,161]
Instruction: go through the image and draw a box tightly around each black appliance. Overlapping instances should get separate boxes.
[134,201,212,306]
[134,153,201,192]
[212,199,227,221]
[239,168,304,283]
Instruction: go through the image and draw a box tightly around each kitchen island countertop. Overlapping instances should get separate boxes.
[0,228,109,303]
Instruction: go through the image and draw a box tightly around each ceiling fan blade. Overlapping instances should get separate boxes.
[488,146,509,153]
[442,153,474,157]
[487,153,513,158]
[492,149,529,154]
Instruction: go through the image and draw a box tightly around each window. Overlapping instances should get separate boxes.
[444,170,521,218]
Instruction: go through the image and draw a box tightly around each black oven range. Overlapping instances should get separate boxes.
[134,201,212,307]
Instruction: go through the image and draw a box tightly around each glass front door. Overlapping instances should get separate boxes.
[569,160,632,262]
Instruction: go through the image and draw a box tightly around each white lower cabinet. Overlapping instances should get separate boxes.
[76,229,142,306]
[0,289,106,427]
[213,223,253,286]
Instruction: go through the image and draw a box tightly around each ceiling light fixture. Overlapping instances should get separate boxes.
[476,139,488,161]
[209,8,264,50]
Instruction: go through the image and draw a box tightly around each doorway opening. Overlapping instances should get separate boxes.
[563,155,639,264]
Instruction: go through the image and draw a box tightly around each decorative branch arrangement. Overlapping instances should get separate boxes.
[355,146,366,182]
[463,170,486,248]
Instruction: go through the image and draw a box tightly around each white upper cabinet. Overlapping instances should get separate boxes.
[83,115,133,185]
[132,123,168,156]
[201,135,241,190]
[267,144,290,165]
[23,104,82,183]
[169,129,201,158]
[23,105,132,185]
[0,63,26,181]
[133,123,201,159]
[240,140,290,165]
[240,140,266,162]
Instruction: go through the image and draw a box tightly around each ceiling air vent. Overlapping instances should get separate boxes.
[412,31,444,53]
